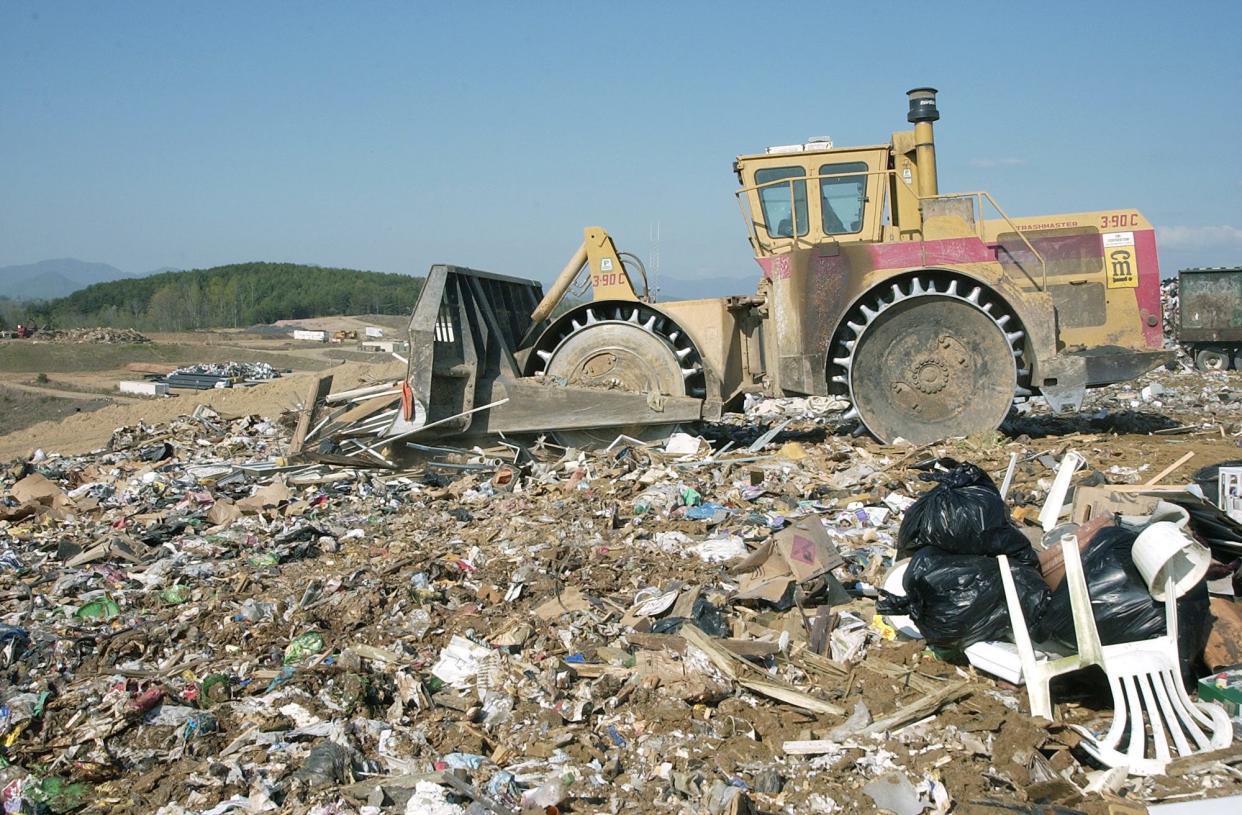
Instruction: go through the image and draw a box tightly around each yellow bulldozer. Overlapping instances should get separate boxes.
[398,88,1171,447]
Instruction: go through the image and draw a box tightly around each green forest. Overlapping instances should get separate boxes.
[31,263,424,330]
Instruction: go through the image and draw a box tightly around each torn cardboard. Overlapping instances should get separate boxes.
[732,517,844,604]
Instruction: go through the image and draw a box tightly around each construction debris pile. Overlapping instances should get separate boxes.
[158,362,284,391]
[1,367,1241,815]
[29,327,151,345]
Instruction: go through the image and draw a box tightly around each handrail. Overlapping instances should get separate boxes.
[734,169,1048,291]
[975,190,1048,292]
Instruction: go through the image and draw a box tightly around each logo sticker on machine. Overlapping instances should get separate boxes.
[599,258,613,272]
[1103,231,1139,288]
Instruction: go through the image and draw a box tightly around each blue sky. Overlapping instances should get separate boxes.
[1,1,1239,288]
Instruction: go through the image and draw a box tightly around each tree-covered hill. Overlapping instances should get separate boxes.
[32,263,424,330]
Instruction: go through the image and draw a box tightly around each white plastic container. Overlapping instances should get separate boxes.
[1131,520,1210,602]
[1039,451,1085,532]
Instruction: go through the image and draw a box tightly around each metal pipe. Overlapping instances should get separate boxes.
[907,87,940,198]
[913,120,938,198]
[530,240,589,324]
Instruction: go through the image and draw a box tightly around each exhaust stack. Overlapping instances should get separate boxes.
[906,87,939,198]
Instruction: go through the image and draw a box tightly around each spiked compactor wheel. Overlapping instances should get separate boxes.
[528,303,706,449]
[832,277,1026,444]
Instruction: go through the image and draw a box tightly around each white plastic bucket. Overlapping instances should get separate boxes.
[1131,521,1210,602]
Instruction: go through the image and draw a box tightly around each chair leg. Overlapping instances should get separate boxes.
[1123,675,1147,765]
[1026,665,1053,721]
[1152,669,1197,756]
[1099,672,1129,750]
[1138,674,1172,765]
[997,554,1051,718]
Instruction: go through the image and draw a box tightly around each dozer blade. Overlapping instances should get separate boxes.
[399,264,707,441]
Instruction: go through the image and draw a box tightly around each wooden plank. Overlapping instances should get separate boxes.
[307,451,398,470]
[783,680,972,754]
[740,677,843,716]
[628,631,780,660]
[1101,485,1189,493]
[859,679,972,736]
[1144,451,1195,486]
[1167,744,1242,776]
[331,393,400,428]
[289,374,333,456]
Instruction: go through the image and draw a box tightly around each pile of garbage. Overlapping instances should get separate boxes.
[1,374,1241,814]
[169,362,282,381]
[1162,276,1180,348]
[30,327,151,344]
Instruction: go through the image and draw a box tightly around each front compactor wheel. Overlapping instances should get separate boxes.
[846,296,1017,444]
[542,320,690,449]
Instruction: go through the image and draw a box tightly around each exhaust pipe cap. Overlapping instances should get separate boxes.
[907,87,939,124]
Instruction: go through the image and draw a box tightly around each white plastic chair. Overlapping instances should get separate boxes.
[998,534,1232,776]
[998,535,1103,720]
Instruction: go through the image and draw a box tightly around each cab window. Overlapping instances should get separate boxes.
[819,162,868,235]
[755,166,808,238]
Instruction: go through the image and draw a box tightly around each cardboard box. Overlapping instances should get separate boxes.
[1205,597,1242,671]
[1198,667,1242,716]
[731,517,844,604]
[1071,486,1161,524]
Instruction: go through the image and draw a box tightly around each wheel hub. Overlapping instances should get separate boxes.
[909,357,950,395]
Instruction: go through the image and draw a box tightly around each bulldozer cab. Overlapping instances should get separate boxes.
[734,145,890,255]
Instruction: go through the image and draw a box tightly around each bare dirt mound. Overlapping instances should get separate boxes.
[0,359,404,461]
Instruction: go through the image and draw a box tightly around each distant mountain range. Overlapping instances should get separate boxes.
[0,260,181,301]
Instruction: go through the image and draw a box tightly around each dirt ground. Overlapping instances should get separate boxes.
[0,321,407,458]
[0,384,112,437]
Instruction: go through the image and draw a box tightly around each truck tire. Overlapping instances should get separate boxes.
[1195,347,1230,372]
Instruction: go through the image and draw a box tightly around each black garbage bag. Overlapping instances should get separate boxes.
[879,544,1051,651]
[1041,526,1211,684]
[897,464,1030,558]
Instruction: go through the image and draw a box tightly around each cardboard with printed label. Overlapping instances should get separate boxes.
[731,518,843,603]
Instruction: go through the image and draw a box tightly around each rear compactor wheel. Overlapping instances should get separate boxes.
[838,283,1019,444]
[537,309,697,449]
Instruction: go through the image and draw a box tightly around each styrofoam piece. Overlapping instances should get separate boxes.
[964,640,1066,685]
[880,560,922,639]
[1132,521,1210,602]
[1039,451,1085,532]
[118,380,169,396]
[664,432,703,456]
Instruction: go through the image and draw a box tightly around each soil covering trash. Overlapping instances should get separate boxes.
[0,359,1241,814]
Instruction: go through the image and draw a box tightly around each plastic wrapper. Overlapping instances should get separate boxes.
[878,544,1051,650]
[1041,526,1211,683]
[897,464,1030,558]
